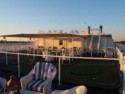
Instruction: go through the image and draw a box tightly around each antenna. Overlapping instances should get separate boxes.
[48,30,52,34]
[54,30,57,34]
[75,30,79,34]
[60,30,63,34]
[70,30,74,34]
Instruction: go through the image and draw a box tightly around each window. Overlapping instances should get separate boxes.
[59,40,63,45]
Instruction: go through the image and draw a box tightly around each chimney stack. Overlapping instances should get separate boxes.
[100,25,103,33]
[88,26,90,34]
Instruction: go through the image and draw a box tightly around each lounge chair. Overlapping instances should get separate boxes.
[52,85,87,94]
[20,62,57,94]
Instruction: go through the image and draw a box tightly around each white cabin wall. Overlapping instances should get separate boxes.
[68,41,81,48]
[86,37,91,48]
[34,35,115,54]
[81,37,91,53]
[34,38,81,49]
[101,36,115,48]
[107,36,115,47]
[100,36,106,52]
[99,36,115,53]
[34,38,44,47]
[80,38,84,53]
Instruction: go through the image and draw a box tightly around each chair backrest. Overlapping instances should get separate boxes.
[33,62,55,80]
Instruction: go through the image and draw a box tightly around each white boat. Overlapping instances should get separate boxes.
[0,25,124,94]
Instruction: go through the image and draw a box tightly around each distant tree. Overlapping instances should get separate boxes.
[120,41,125,44]
[115,41,125,44]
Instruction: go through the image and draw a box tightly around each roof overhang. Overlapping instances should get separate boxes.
[0,33,81,38]
[0,33,112,39]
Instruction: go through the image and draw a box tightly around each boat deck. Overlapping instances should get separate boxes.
[0,71,120,94]
[0,53,122,94]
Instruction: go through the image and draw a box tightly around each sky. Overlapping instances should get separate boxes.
[0,0,125,41]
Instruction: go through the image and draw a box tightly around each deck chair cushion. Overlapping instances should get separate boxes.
[33,62,54,80]
[27,80,45,92]
[27,62,54,92]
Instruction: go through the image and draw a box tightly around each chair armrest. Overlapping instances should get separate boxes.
[51,65,57,80]
[42,66,57,94]
[41,78,53,94]
[20,71,34,90]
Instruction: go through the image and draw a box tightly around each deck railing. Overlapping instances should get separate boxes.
[1,49,125,94]
[0,50,120,85]
[116,47,125,71]
[116,47,125,94]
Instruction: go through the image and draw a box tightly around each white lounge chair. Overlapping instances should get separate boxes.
[20,62,57,94]
[52,85,87,94]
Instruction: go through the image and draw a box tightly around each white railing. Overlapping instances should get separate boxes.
[89,36,93,56]
[116,47,125,71]
[1,50,125,94]
[97,35,101,55]
[0,50,120,86]
[116,47,125,94]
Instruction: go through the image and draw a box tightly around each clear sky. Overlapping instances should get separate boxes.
[0,0,125,41]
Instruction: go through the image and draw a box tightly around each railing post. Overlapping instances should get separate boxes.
[5,41,8,65]
[69,56,70,64]
[5,52,8,65]
[58,57,61,86]
[17,53,20,77]
[123,63,125,94]
[33,48,35,60]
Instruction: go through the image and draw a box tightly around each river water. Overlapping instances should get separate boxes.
[0,42,32,52]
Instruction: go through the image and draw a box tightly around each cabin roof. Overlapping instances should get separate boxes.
[0,33,81,38]
[0,33,112,39]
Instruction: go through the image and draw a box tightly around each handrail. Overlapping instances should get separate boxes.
[97,35,101,55]
[0,50,122,88]
[0,51,119,60]
[116,47,125,94]
[89,35,93,56]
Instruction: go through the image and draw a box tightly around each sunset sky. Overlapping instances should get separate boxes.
[0,0,125,41]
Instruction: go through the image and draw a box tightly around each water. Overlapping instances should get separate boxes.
[117,44,125,50]
[0,42,32,52]
[116,43,125,56]
[0,42,31,46]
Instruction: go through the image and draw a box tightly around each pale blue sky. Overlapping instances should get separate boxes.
[0,0,125,41]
